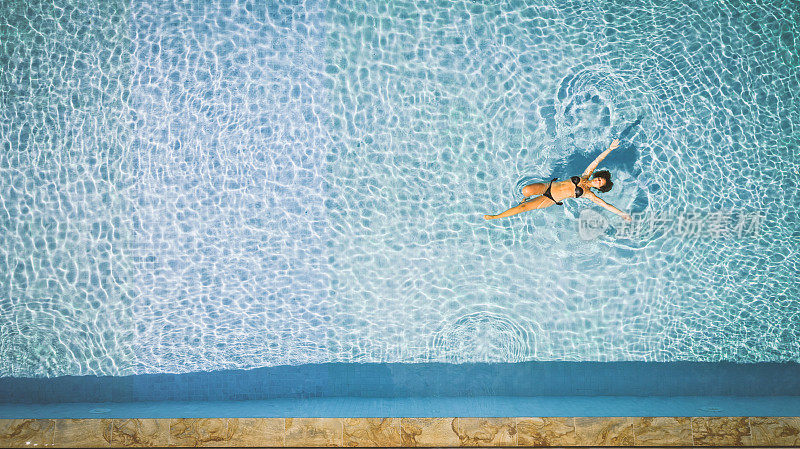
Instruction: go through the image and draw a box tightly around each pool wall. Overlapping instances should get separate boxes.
[3,362,800,404]
[4,362,799,445]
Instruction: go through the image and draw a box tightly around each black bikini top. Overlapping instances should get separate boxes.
[571,176,584,198]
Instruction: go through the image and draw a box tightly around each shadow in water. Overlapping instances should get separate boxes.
[517,114,647,197]
[618,113,645,141]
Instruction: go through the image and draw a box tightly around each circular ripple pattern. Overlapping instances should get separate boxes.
[430,311,536,363]
[1,0,799,377]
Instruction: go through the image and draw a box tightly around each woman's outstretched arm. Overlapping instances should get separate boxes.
[585,191,632,221]
[583,139,620,176]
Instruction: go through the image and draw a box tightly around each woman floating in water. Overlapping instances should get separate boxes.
[484,139,632,221]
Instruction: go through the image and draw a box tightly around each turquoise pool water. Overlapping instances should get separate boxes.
[5,396,800,418]
[1,0,798,378]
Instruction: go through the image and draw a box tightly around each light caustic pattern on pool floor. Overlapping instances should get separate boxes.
[0,0,799,376]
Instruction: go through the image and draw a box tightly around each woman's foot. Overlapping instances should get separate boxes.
[483,214,494,220]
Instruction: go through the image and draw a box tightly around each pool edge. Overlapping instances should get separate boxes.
[3,415,800,447]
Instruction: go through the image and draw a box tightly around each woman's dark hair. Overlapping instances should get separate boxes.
[592,170,613,193]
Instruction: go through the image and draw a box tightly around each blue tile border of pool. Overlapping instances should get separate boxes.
[2,396,800,419]
[1,362,800,417]
[3,362,800,404]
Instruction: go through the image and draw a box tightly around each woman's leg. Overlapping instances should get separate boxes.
[484,195,554,220]
[522,182,548,197]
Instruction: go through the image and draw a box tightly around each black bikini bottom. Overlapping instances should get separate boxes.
[542,178,563,205]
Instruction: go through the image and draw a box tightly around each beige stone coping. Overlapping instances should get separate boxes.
[0,416,798,447]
